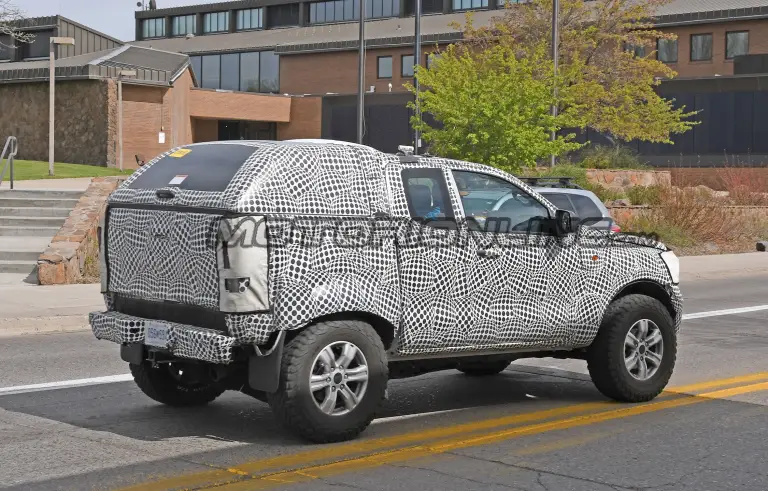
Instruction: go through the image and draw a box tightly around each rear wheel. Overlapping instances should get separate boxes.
[457,360,511,376]
[587,294,677,402]
[267,320,388,443]
[130,361,224,407]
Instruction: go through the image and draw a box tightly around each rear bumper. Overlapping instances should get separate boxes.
[89,311,238,364]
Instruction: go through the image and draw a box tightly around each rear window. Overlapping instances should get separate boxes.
[570,194,603,219]
[128,144,258,192]
[540,192,574,212]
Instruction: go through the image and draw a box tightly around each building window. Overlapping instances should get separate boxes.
[726,31,749,60]
[0,35,13,61]
[195,51,279,93]
[142,18,165,38]
[21,30,53,59]
[405,0,443,15]
[378,56,392,78]
[259,51,280,93]
[308,0,399,22]
[190,55,202,82]
[268,4,300,27]
[236,8,263,30]
[453,0,488,11]
[656,38,678,63]
[402,54,415,77]
[201,54,221,89]
[426,52,440,69]
[204,12,229,33]
[172,15,195,36]
[624,43,646,58]
[220,53,240,91]
[240,51,260,92]
[690,33,713,61]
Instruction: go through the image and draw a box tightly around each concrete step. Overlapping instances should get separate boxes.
[0,207,72,217]
[0,216,66,227]
[0,197,80,208]
[0,260,37,274]
[0,250,41,261]
[0,226,61,237]
[0,189,83,199]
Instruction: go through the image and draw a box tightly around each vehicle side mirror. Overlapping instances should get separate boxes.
[554,209,578,236]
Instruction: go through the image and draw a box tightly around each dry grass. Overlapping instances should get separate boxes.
[77,233,100,284]
[716,166,768,205]
[617,184,767,254]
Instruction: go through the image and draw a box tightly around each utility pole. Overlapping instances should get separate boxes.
[549,0,559,167]
[356,0,365,144]
[413,0,422,155]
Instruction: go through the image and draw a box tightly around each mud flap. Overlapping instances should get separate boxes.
[248,331,285,393]
[120,343,144,365]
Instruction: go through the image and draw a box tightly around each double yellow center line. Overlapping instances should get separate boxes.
[121,372,768,491]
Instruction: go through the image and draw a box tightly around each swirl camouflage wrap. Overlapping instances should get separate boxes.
[92,141,682,365]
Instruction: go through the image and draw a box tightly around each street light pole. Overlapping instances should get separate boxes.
[117,70,137,171]
[413,0,422,155]
[550,0,559,167]
[48,37,75,177]
[356,0,365,144]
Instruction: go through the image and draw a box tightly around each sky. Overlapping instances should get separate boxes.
[19,0,215,41]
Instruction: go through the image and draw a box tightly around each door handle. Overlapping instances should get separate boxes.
[477,247,500,259]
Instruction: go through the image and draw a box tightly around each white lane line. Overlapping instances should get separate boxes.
[371,408,467,425]
[683,305,768,320]
[0,374,132,396]
[0,305,765,397]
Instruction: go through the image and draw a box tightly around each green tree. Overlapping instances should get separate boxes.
[406,33,587,172]
[409,0,697,170]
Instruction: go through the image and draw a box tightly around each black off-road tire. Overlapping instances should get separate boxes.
[457,360,511,376]
[587,294,677,403]
[130,361,224,407]
[266,320,388,443]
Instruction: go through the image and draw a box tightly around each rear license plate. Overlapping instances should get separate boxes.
[145,321,170,348]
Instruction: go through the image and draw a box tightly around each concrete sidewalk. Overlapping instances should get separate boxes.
[0,283,102,337]
[0,251,765,337]
[680,252,768,281]
[0,178,93,191]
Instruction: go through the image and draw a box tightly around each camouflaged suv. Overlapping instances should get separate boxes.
[91,140,682,443]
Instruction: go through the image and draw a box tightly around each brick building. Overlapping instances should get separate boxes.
[0,43,322,167]
[130,0,768,95]
[5,2,768,166]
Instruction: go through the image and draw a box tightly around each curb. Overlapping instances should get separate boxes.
[0,315,91,337]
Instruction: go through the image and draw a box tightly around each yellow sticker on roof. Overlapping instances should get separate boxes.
[168,148,191,158]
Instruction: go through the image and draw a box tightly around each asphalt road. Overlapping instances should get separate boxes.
[0,274,766,491]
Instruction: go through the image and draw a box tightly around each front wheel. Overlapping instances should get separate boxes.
[130,361,224,407]
[587,294,677,402]
[267,320,388,443]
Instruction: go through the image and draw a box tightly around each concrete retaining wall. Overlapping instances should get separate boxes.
[37,177,124,285]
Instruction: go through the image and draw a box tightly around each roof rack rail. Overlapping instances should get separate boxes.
[518,176,584,190]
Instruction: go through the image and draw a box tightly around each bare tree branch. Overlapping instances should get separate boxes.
[0,0,34,52]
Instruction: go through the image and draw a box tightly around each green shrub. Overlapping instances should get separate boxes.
[626,185,663,205]
[577,145,648,170]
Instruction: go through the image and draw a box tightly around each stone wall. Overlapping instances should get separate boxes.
[586,170,672,191]
[0,79,113,166]
[37,177,124,285]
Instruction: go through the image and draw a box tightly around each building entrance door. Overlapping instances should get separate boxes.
[218,121,277,141]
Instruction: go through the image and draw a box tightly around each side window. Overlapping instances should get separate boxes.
[570,195,603,221]
[402,168,454,223]
[452,170,549,233]
[540,192,574,212]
